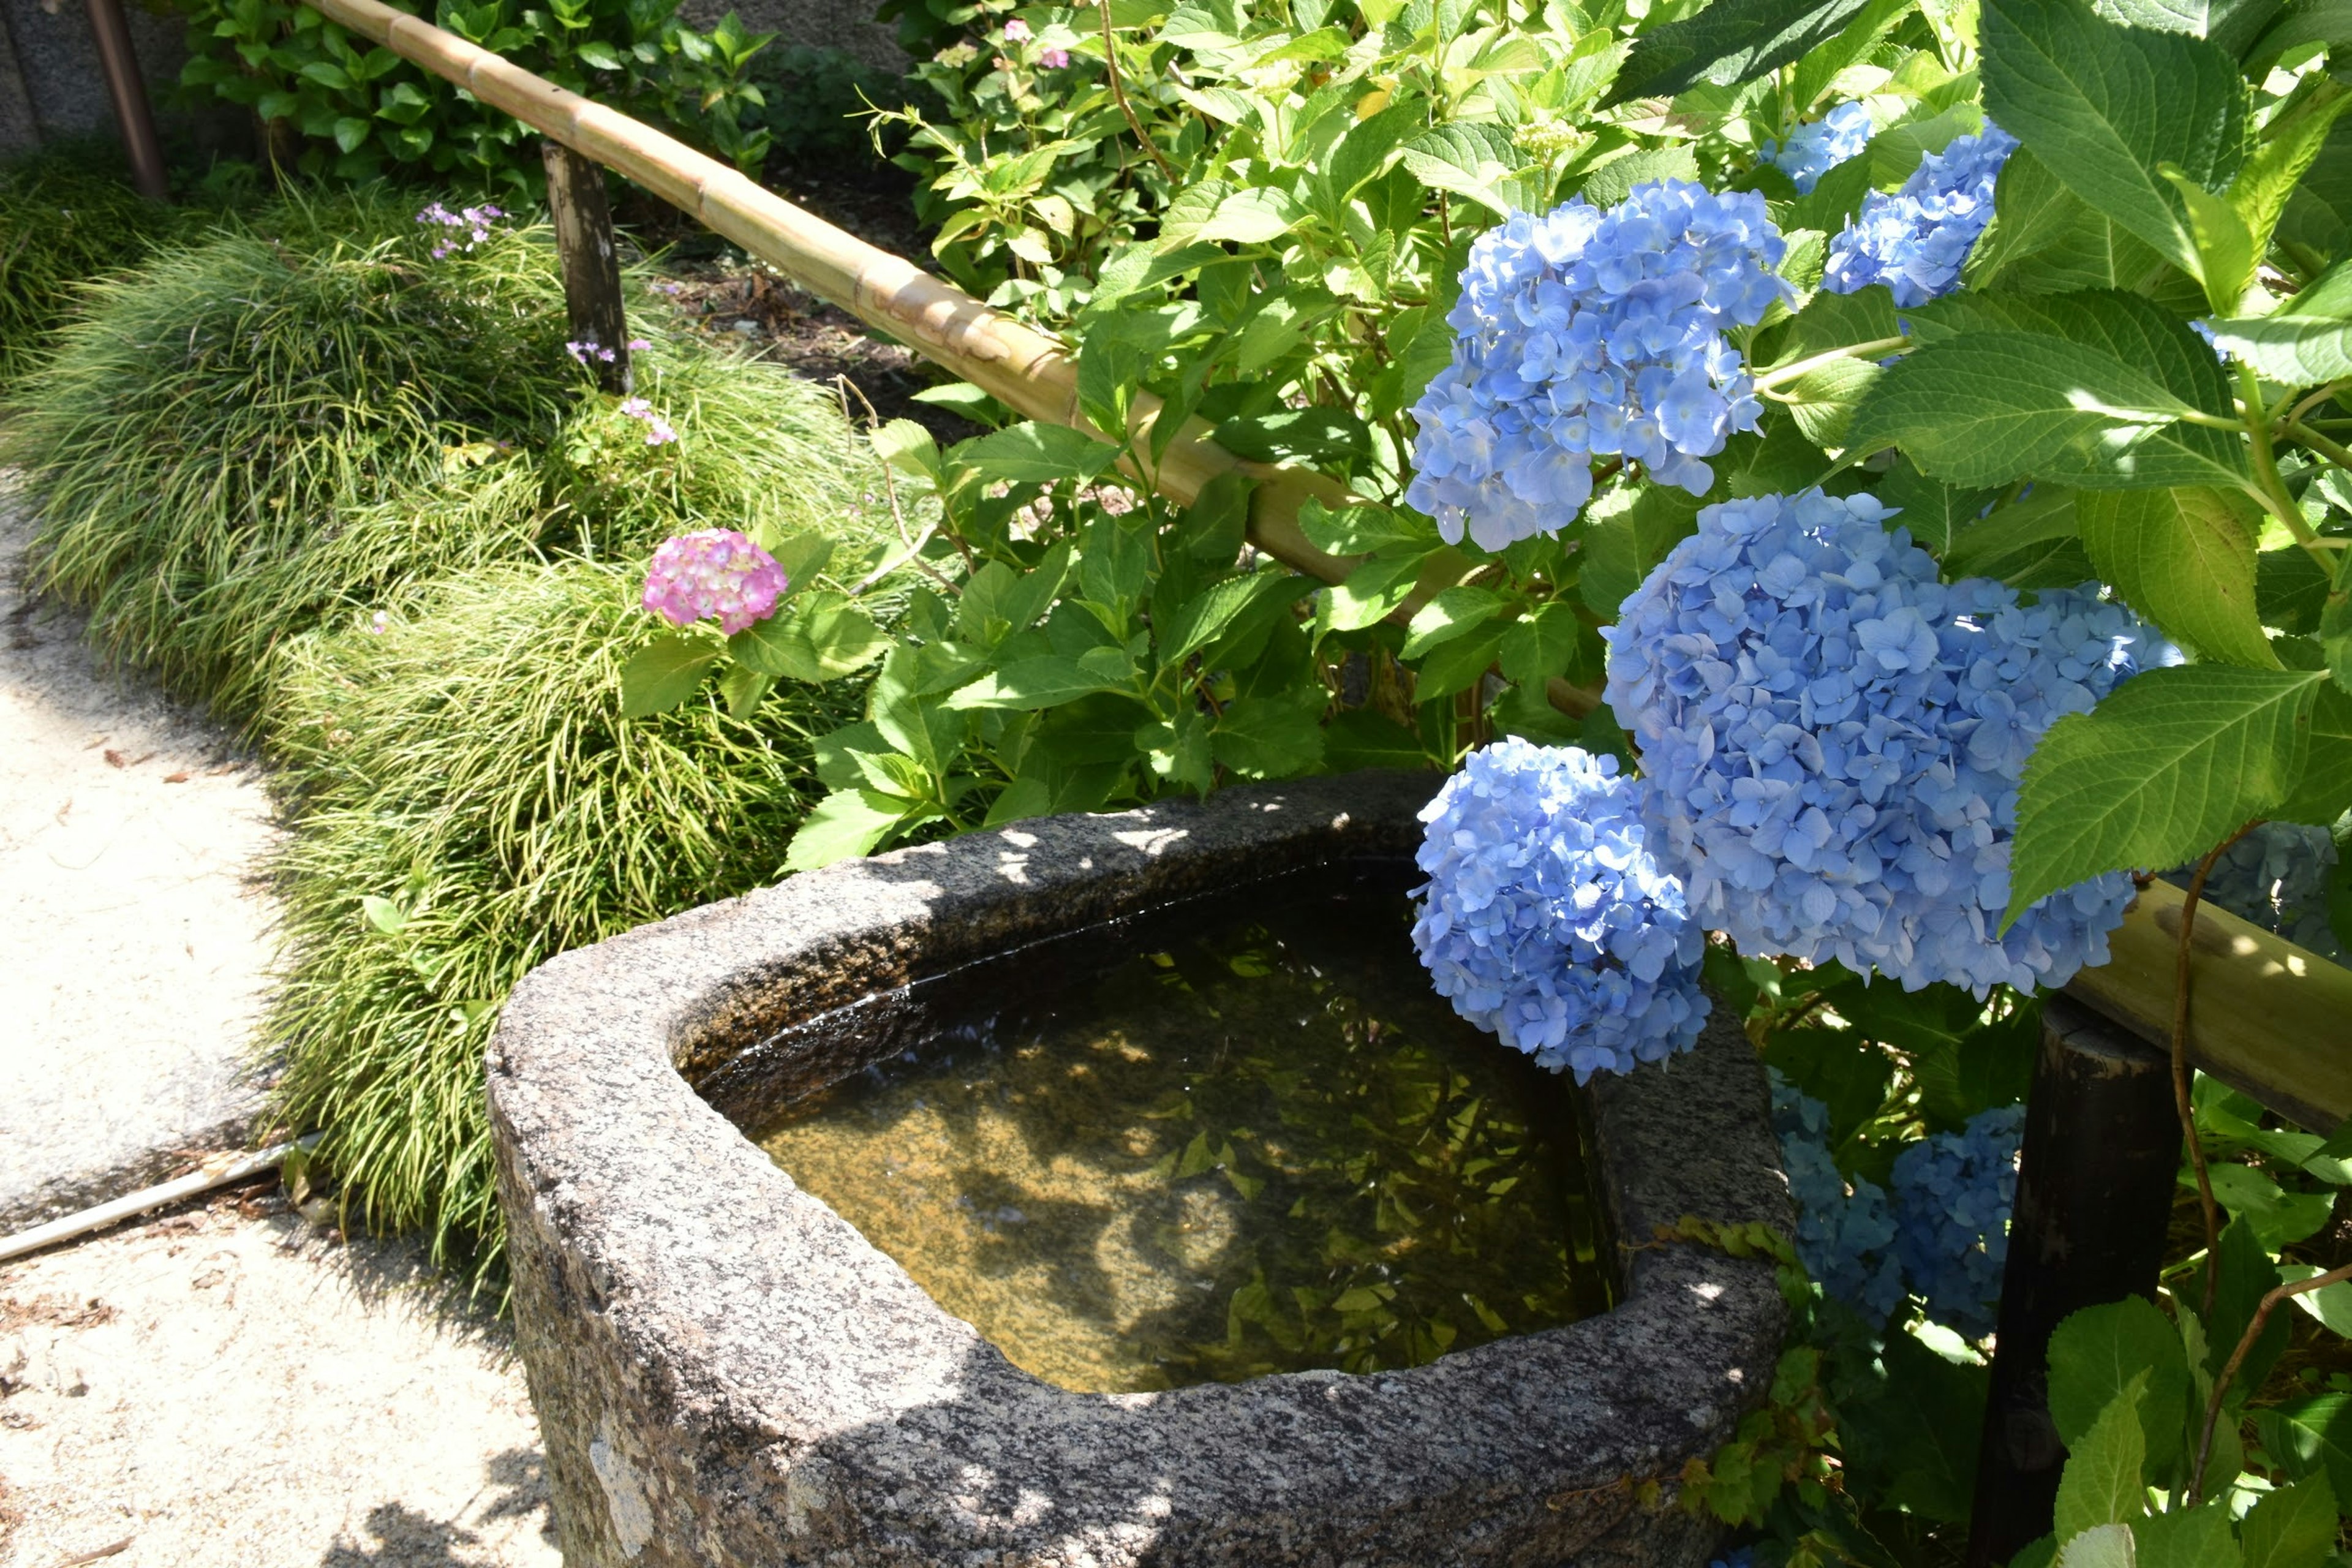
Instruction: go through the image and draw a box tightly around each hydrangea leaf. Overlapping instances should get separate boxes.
[2269,679,2352,826]
[1575,144,1700,206]
[1321,709,1431,769]
[1498,600,1588,684]
[2275,120,2352,261]
[1578,484,1701,617]
[2052,1372,2150,1540]
[1876,459,1997,560]
[2202,317,2352,382]
[1981,0,2248,280]
[2048,1297,2192,1479]
[1600,0,1880,105]
[2158,162,2256,311]
[1396,123,1525,215]
[1209,690,1325,778]
[1902,288,2237,414]
[1297,497,1428,556]
[2094,0,2280,43]
[2255,1394,2352,1509]
[2321,545,2352,693]
[2132,1499,2242,1568]
[2008,665,2329,921]
[943,649,1137,710]
[731,592,888,684]
[1157,570,1308,671]
[2237,1474,2339,1568]
[1410,620,1509,699]
[950,421,1122,488]
[2075,486,2275,667]
[2054,1524,2138,1568]
[782,788,918,872]
[1845,331,2249,490]
[1401,584,1510,658]
[619,632,721,718]
[2246,0,2352,73]
[1316,551,1425,636]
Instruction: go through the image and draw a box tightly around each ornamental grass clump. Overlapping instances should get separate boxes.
[2,189,571,716]
[263,562,872,1283]
[0,146,203,382]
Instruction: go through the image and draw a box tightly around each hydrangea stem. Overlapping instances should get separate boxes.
[1098,0,1175,183]
[2239,364,2342,571]
[1751,335,1912,393]
[2174,820,2260,1324]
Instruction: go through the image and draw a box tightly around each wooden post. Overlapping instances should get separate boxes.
[1966,994,2181,1567]
[541,140,630,395]
[83,0,169,202]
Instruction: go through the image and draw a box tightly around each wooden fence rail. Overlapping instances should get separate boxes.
[300,0,2349,1133]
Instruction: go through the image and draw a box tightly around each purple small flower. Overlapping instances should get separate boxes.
[641,529,788,634]
[1039,45,1069,67]
[627,337,652,351]
[620,396,679,446]
[567,340,619,365]
[1002,17,1031,40]
[417,200,504,257]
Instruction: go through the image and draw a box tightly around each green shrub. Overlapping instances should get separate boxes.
[0,146,202,382]
[263,561,871,1283]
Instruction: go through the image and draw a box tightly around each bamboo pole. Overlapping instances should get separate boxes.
[2067,880,2352,1133]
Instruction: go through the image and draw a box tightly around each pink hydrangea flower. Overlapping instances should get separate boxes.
[1039,46,1069,67]
[1002,17,1031,40]
[641,530,789,635]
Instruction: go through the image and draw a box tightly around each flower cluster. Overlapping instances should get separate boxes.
[1406,183,1791,551]
[1411,739,1712,1082]
[1041,46,1070,68]
[1605,488,2163,995]
[640,529,788,634]
[1763,102,1873,194]
[2170,820,2347,965]
[567,336,653,367]
[619,397,678,446]
[1773,1074,1905,1322]
[1822,126,2018,306]
[416,202,504,259]
[1889,1104,2024,1339]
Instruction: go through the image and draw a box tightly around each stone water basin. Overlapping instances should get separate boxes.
[489,771,1790,1566]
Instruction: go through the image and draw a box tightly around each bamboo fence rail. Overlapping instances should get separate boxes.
[297,0,2348,1128]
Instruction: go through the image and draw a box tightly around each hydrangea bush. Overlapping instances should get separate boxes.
[1822,127,2019,305]
[1889,1103,2025,1338]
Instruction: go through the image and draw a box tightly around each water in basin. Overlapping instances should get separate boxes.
[753,862,1614,1393]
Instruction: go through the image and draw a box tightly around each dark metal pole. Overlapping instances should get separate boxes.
[83,0,168,202]
[1966,994,2180,1567]
[541,140,631,396]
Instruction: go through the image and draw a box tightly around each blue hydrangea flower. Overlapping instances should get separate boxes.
[1603,489,2166,995]
[2166,819,2347,965]
[1822,125,2018,306]
[1890,1103,2024,1339]
[1763,101,1874,194]
[1412,739,1712,1082]
[1405,183,1792,551]
[1772,1072,1906,1322]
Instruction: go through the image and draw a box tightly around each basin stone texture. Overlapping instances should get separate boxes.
[489,772,1792,1567]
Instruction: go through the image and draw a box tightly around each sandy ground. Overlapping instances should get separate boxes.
[0,487,277,1227]
[0,1196,560,1568]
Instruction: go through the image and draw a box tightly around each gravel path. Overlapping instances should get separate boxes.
[0,1197,559,1568]
[0,488,276,1229]
[0,481,560,1567]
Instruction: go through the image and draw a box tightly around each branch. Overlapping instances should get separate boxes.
[2191,1259,2352,1500]
[2174,820,2258,1324]
[1098,0,1175,183]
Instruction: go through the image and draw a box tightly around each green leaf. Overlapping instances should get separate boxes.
[2246,0,2352,68]
[2076,487,2275,666]
[2256,1395,2352,1506]
[2048,1298,2192,1482]
[2056,1525,2137,1568]
[2198,1162,2336,1249]
[332,115,371,154]
[2133,1501,2242,1568]
[1197,186,1307,244]
[620,633,721,718]
[1401,585,1509,659]
[1318,552,1425,635]
[2203,318,2352,383]
[1297,499,1430,556]
[728,593,887,684]
[1211,407,1372,469]
[1498,600,1588,684]
[719,663,774,720]
[1981,0,2248,280]
[871,418,943,486]
[1322,708,1431,771]
[2009,665,2329,919]
[1578,484,1702,616]
[1136,707,1216,793]
[2053,1373,2149,1540]
[2325,546,2352,693]
[1212,692,1326,778]
[1412,622,1507,699]
[360,894,408,936]
[2271,680,2352,825]
[782,788,913,872]
[944,649,1136,710]
[1080,510,1156,611]
[2239,1475,2338,1568]
[1846,334,2248,492]
[1577,145,1701,208]
[2209,1216,2291,1395]
[1943,488,2096,587]
[1879,461,1997,560]
[952,422,1120,487]
[1158,571,1308,670]
[1602,0,1880,105]
[2158,164,2257,312]
[1396,123,1524,214]
[953,543,1072,651]
[573,38,623,67]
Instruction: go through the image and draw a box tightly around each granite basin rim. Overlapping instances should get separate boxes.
[488,770,1793,1567]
